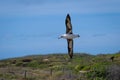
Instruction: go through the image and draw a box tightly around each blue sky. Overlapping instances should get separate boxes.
[0,0,120,59]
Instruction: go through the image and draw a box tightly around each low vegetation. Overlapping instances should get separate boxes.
[0,52,120,80]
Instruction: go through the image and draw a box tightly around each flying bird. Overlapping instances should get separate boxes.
[59,14,80,59]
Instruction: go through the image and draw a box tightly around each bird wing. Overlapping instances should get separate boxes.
[67,39,73,59]
[65,14,73,34]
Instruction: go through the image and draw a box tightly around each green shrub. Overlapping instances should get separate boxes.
[16,62,23,66]
[82,66,91,71]
[27,61,39,68]
[75,65,85,72]
[86,67,106,80]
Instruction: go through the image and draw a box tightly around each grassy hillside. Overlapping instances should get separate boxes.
[0,52,120,80]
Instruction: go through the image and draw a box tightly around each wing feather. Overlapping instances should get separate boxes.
[65,14,73,34]
[67,39,73,59]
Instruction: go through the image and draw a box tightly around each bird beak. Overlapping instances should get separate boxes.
[58,36,63,39]
[58,37,61,39]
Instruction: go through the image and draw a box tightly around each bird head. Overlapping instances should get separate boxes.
[77,34,80,37]
[58,35,63,39]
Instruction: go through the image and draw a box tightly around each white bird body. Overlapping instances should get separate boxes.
[59,34,80,39]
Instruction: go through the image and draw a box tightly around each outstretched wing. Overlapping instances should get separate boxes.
[65,14,73,34]
[67,39,73,59]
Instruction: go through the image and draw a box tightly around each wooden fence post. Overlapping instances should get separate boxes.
[24,70,27,79]
[50,68,53,76]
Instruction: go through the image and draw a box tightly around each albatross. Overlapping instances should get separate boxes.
[59,14,80,59]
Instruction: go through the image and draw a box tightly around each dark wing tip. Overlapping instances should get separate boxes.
[66,14,71,21]
[67,13,70,16]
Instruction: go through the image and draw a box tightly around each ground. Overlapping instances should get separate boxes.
[0,52,120,80]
